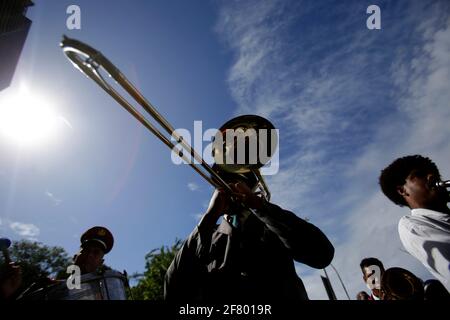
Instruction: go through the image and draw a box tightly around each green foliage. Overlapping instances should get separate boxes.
[0,240,71,294]
[129,239,183,300]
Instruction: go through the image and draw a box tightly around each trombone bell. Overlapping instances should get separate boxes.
[212,115,278,174]
[212,115,278,201]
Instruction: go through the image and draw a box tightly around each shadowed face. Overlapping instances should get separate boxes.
[356,291,370,300]
[362,266,384,298]
[74,243,105,274]
[397,168,449,210]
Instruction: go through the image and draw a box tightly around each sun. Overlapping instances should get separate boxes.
[0,90,59,147]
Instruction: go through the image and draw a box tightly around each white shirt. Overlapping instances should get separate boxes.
[398,208,450,292]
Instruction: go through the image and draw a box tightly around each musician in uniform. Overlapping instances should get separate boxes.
[164,169,335,302]
[379,155,450,292]
[17,226,117,300]
[73,226,114,274]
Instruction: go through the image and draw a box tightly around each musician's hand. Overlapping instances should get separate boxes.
[0,262,22,299]
[198,189,231,230]
[230,181,265,210]
[206,188,230,217]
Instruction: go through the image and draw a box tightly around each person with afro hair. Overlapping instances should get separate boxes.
[379,155,450,292]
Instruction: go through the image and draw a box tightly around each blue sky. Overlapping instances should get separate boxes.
[1,0,449,299]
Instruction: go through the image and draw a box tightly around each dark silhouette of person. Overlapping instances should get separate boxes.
[165,171,334,302]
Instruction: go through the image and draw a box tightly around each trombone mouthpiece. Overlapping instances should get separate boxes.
[436,180,450,188]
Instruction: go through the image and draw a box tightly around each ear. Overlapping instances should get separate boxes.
[396,185,408,197]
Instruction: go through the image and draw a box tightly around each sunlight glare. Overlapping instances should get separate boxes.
[0,91,59,146]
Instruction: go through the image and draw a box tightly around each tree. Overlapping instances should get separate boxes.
[130,239,183,300]
[0,240,71,296]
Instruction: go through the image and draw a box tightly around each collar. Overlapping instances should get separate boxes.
[371,294,380,301]
[217,217,233,235]
[410,208,450,223]
[219,210,254,234]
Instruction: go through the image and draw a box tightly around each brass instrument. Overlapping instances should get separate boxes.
[60,36,276,200]
[380,267,424,300]
[436,180,450,201]
[212,114,277,200]
[436,180,450,188]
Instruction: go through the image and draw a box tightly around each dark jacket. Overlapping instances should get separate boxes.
[164,201,334,302]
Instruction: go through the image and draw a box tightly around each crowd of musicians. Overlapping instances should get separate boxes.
[1,154,449,301]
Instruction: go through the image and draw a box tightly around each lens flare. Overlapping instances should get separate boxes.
[0,91,59,146]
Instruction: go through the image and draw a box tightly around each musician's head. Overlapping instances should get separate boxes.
[356,291,370,300]
[74,226,113,274]
[379,155,448,210]
[74,243,105,274]
[360,257,385,299]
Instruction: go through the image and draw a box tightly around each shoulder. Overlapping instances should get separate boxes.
[398,213,433,232]
[398,213,450,245]
[398,215,427,245]
[398,215,416,231]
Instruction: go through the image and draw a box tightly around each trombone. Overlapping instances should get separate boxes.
[436,180,450,188]
[60,36,274,200]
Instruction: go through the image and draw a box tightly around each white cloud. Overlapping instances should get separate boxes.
[45,190,63,206]
[217,0,450,299]
[9,221,40,240]
[187,182,200,191]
